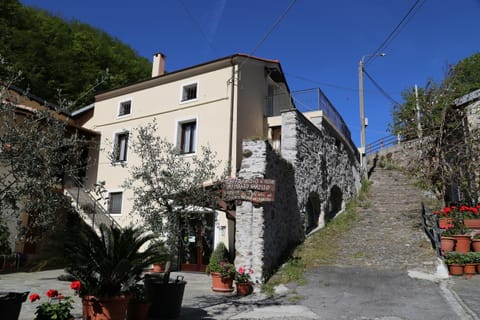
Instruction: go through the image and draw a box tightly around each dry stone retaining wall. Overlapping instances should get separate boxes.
[235,109,361,283]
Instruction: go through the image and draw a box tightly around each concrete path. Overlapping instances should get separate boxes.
[2,268,480,319]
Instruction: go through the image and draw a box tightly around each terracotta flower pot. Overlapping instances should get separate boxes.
[210,272,234,292]
[453,234,472,253]
[236,282,253,296]
[439,218,454,229]
[464,263,477,276]
[440,237,456,255]
[127,302,150,320]
[464,219,480,230]
[448,264,464,276]
[82,295,130,320]
[472,239,480,252]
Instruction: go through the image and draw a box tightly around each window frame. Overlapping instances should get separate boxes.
[175,117,198,155]
[180,81,199,103]
[117,99,132,118]
[108,190,123,215]
[112,130,130,163]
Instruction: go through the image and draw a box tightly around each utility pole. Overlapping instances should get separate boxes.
[415,84,423,139]
[358,59,366,173]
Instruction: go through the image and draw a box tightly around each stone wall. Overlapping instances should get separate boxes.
[234,109,361,283]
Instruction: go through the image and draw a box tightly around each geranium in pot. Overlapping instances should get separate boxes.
[29,289,74,320]
[206,242,235,292]
[444,252,465,276]
[235,267,254,296]
[65,223,164,320]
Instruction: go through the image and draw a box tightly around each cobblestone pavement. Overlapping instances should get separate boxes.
[334,167,440,274]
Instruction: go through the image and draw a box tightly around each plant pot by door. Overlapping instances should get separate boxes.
[236,282,253,296]
[0,292,29,320]
[441,237,456,255]
[448,264,464,276]
[210,272,234,292]
[453,235,471,253]
[472,239,480,252]
[82,295,130,320]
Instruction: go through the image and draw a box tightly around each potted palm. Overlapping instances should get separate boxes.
[65,223,164,320]
[126,284,150,320]
[206,242,235,292]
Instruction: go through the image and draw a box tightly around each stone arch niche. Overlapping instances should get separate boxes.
[306,192,321,234]
[326,185,343,223]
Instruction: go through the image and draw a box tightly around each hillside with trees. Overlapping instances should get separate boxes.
[0,0,151,110]
[388,51,480,205]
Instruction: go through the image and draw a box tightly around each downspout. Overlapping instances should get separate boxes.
[227,58,235,176]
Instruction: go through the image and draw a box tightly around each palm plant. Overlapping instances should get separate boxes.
[65,223,163,297]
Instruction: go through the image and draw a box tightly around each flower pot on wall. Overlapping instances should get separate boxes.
[82,295,130,320]
[464,263,477,276]
[453,235,472,253]
[441,237,456,255]
[210,272,234,292]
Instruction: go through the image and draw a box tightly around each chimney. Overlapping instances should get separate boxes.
[152,52,166,77]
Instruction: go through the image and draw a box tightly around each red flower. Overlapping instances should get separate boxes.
[238,267,245,274]
[249,269,254,274]
[46,289,58,298]
[70,280,81,291]
[29,293,41,302]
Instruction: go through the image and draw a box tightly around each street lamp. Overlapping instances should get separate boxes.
[358,52,386,174]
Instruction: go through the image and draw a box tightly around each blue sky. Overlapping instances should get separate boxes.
[19,0,480,147]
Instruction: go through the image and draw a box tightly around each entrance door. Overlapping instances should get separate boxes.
[180,217,214,272]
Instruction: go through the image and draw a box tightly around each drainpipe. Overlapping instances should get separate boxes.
[227,58,236,176]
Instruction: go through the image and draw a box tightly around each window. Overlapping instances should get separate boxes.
[108,192,123,214]
[180,121,196,154]
[113,131,129,162]
[181,83,198,102]
[118,100,131,116]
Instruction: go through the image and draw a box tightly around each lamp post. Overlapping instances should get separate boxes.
[358,53,385,174]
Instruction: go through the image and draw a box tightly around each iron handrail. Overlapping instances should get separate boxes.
[65,175,121,229]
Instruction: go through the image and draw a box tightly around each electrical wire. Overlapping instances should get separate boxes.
[365,0,426,66]
[363,69,401,107]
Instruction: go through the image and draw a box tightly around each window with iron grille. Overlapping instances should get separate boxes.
[181,83,198,102]
[118,100,131,116]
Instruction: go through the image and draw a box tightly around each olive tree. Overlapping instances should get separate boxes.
[0,58,90,242]
[123,120,223,260]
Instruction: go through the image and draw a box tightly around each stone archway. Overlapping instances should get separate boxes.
[306,192,321,233]
[325,186,342,223]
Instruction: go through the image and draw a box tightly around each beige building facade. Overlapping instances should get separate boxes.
[76,53,294,271]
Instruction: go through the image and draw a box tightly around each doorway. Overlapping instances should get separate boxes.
[180,215,214,272]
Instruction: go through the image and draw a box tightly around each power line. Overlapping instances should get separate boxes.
[365,0,426,66]
[363,69,401,106]
[177,0,217,53]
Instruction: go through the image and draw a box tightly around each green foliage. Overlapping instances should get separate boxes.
[0,0,151,110]
[0,88,89,241]
[0,218,11,255]
[124,119,223,252]
[31,292,74,320]
[206,242,235,278]
[444,252,465,265]
[65,223,164,297]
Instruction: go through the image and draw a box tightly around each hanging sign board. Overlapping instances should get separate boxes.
[223,178,275,203]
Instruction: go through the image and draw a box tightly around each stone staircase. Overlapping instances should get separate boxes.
[335,166,441,274]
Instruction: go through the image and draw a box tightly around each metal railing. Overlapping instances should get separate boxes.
[366,135,402,154]
[421,203,442,257]
[1,253,22,271]
[291,88,352,143]
[64,175,120,230]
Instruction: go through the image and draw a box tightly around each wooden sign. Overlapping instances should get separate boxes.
[223,178,275,202]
